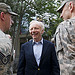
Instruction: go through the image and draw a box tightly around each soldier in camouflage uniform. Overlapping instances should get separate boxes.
[54,0,75,75]
[0,3,18,75]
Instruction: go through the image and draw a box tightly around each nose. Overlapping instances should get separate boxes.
[11,19,14,24]
[60,13,63,18]
[33,28,36,31]
[32,28,36,32]
[30,28,36,33]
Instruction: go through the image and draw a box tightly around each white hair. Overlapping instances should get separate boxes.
[29,20,45,32]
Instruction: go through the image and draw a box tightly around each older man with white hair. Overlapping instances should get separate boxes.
[17,20,60,75]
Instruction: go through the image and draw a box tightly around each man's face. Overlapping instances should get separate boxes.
[29,24,44,42]
[4,13,14,31]
[60,4,71,20]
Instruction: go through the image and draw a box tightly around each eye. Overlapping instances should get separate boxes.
[11,15,15,20]
[30,28,33,31]
[30,27,39,30]
[35,27,39,29]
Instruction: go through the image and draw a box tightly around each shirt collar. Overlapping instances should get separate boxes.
[32,38,43,45]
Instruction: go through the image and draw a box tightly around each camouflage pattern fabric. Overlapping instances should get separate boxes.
[54,17,75,75]
[0,30,12,75]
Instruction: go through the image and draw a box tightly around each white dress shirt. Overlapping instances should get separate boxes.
[33,38,43,66]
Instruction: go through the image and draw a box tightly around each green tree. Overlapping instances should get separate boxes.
[0,0,62,40]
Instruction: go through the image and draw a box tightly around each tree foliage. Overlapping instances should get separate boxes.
[0,0,62,40]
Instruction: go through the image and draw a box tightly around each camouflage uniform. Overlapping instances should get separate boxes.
[0,30,13,75]
[54,17,75,75]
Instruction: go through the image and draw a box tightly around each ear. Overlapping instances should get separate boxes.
[69,2,74,12]
[41,29,44,34]
[0,12,5,21]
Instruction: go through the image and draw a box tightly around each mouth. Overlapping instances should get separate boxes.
[32,32,38,35]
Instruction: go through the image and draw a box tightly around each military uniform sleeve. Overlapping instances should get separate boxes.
[54,23,63,54]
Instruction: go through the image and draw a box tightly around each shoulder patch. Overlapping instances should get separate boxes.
[0,52,11,65]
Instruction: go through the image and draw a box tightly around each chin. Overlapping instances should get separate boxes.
[33,37,37,39]
[32,36,37,39]
[33,37,38,40]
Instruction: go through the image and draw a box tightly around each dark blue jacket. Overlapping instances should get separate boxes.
[17,39,60,75]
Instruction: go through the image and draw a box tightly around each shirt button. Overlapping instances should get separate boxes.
[38,68,40,70]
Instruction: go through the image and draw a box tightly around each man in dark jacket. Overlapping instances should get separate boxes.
[17,20,60,75]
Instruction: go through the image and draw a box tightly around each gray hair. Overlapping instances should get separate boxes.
[29,20,45,32]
